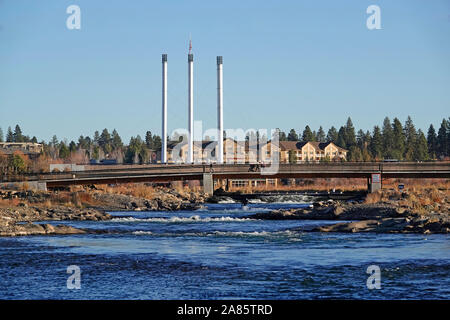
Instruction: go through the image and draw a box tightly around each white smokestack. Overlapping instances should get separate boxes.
[217,56,224,164]
[188,53,194,163]
[161,54,168,164]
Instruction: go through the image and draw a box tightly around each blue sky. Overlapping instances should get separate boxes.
[0,0,449,143]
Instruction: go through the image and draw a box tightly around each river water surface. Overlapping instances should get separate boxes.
[0,201,449,299]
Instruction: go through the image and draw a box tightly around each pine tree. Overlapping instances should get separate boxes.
[69,141,77,153]
[99,129,112,154]
[93,131,100,146]
[145,131,154,148]
[316,126,326,142]
[381,117,394,159]
[302,126,313,142]
[326,126,338,142]
[404,116,417,161]
[414,130,429,161]
[287,129,298,141]
[277,129,287,141]
[152,135,162,151]
[344,117,356,148]
[336,126,347,149]
[370,126,383,160]
[392,118,405,160]
[112,129,123,150]
[437,118,448,158]
[13,125,24,142]
[6,127,13,142]
[427,124,438,159]
[51,135,59,147]
[356,129,366,149]
[0,127,3,142]
[58,142,70,159]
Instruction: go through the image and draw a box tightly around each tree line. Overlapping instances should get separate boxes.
[277,116,449,161]
[0,115,449,168]
[0,126,162,165]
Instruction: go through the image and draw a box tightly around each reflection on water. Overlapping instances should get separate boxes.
[0,203,449,299]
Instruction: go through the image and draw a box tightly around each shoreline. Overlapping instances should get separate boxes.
[0,187,448,236]
[247,202,450,234]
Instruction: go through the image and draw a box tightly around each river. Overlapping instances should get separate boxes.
[0,200,449,299]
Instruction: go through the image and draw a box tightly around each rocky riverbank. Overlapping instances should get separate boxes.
[248,189,450,234]
[0,187,208,237]
[0,206,109,237]
[90,188,207,211]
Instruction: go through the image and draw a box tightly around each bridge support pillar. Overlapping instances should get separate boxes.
[367,173,382,193]
[202,173,214,196]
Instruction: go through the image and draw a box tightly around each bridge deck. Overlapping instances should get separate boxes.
[9,162,446,187]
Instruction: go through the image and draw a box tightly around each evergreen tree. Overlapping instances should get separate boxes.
[69,141,77,153]
[6,127,13,142]
[99,129,112,154]
[370,126,383,159]
[287,129,298,141]
[427,124,438,159]
[316,126,326,142]
[437,118,448,158]
[403,116,417,161]
[277,129,287,141]
[344,117,356,148]
[336,126,347,149]
[51,135,59,147]
[382,117,394,159]
[0,127,3,142]
[326,126,338,142]
[31,136,38,143]
[392,118,405,160]
[13,125,24,142]
[93,131,100,146]
[125,136,148,164]
[152,135,162,151]
[78,136,88,149]
[356,129,366,149]
[58,142,70,159]
[145,131,154,148]
[111,129,123,150]
[302,126,314,142]
[414,130,429,161]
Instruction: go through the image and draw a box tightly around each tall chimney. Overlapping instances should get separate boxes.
[217,56,224,164]
[188,53,194,163]
[161,54,168,164]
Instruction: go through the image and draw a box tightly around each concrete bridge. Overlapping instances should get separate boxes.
[7,162,449,194]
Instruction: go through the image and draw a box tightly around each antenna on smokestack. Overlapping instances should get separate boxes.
[188,34,192,55]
